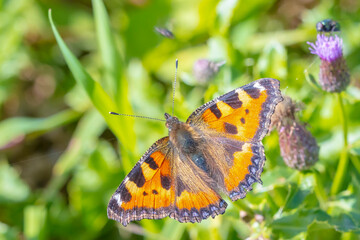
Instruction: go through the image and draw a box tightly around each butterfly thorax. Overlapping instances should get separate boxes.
[165,113,209,172]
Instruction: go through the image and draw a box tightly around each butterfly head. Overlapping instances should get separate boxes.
[165,113,180,131]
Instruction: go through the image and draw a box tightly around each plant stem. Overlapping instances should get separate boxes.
[338,93,348,146]
[313,170,327,208]
[330,93,349,195]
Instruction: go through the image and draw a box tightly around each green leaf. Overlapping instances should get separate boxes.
[160,220,186,240]
[24,205,47,240]
[271,209,330,238]
[330,212,360,232]
[307,221,340,240]
[67,140,120,237]
[304,69,322,92]
[0,160,30,203]
[256,41,287,79]
[216,0,239,33]
[283,183,312,211]
[0,222,20,240]
[284,174,316,211]
[42,109,107,202]
[53,109,106,176]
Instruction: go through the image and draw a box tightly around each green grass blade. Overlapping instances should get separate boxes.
[92,0,135,149]
[48,9,116,118]
[92,0,122,99]
[48,9,136,169]
[0,109,81,149]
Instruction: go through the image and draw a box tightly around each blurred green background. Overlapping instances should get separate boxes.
[1,0,360,239]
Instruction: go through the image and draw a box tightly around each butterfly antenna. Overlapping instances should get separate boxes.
[172,59,178,116]
[109,112,165,122]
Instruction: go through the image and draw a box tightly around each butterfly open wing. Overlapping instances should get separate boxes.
[187,78,282,142]
[108,78,282,226]
[187,78,282,201]
[107,137,174,226]
[108,137,227,226]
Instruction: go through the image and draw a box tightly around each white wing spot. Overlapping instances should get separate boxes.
[253,81,265,91]
[114,193,123,206]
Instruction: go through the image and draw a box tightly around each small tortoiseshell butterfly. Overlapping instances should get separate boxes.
[107,78,283,226]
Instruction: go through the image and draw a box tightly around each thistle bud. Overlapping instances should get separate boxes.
[193,59,225,83]
[271,96,319,170]
[307,34,350,92]
[278,122,319,170]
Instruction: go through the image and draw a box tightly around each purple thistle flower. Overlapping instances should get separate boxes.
[308,34,343,62]
[307,34,350,92]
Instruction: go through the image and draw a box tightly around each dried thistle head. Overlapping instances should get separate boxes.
[271,96,319,170]
[278,121,319,170]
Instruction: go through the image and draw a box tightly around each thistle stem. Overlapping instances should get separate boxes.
[338,93,348,146]
[331,93,349,195]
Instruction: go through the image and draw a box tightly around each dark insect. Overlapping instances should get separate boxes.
[155,27,175,39]
[316,19,340,32]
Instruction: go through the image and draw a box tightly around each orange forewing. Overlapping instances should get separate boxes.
[187,78,280,143]
[201,86,268,141]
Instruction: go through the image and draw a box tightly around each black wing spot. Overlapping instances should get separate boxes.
[145,157,159,170]
[119,187,132,203]
[224,122,238,134]
[221,91,243,109]
[161,175,171,190]
[129,167,146,188]
[143,191,148,196]
[240,118,245,124]
[244,87,260,99]
[152,190,158,195]
[209,104,222,119]
[245,109,249,114]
